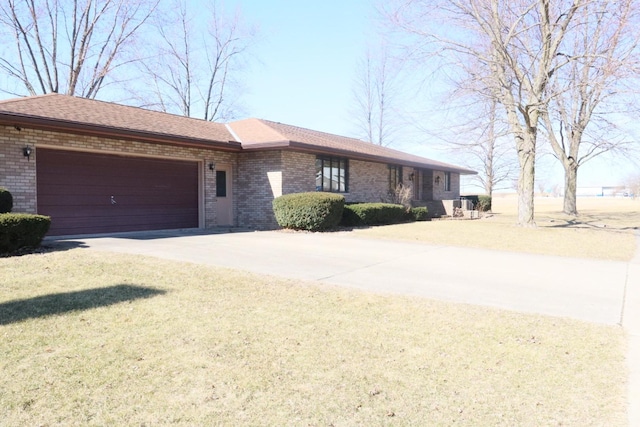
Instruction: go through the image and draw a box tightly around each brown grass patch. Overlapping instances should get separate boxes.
[0,250,627,426]
[354,196,639,261]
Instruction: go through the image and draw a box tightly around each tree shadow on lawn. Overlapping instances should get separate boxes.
[535,210,640,231]
[0,285,166,325]
[543,218,639,231]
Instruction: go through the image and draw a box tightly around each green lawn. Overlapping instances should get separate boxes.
[0,250,627,426]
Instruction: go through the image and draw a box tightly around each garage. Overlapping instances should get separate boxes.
[37,148,199,236]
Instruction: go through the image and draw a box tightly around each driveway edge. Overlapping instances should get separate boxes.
[624,231,640,427]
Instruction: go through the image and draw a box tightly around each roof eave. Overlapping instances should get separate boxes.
[0,112,242,151]
[241,140,477,175]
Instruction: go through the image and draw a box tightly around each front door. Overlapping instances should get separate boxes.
[216,165,233,226]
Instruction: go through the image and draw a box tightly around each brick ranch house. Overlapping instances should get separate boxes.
[0,94,476,236]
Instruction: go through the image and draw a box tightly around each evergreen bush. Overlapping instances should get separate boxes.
[341,203,407,226]
[0,213,51,254]
[272,192,344,231]
[410,206,429,221]
[0,187,13,214]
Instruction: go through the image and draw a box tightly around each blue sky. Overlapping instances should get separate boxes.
[228,0,375,136]
[1,0,635,189]
[224,0,637,190]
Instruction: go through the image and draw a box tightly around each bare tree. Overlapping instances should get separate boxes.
[541,0,640,215]
[138,0,255,121]
[626,172,640,199]
[400,43,516,198]
[461,99,515,197]
[388,0,582,226]
[0,0,158,98]
[537,178,547,196]
[440,55,516,198]
[351,43,399,146]
[428,93,515,197]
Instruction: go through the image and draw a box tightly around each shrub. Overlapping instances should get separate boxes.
[340,204,363,227]
[341,203,407,226]
[0,213,51,254]
[0,187,12,214]
[272,192,344,231]
[388,183,412,209]
[409,206,429,221]
[477,195,492,212]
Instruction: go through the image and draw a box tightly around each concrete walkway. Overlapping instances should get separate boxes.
[48,228,640,424]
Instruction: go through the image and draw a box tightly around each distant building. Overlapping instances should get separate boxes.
[576,187,604,197]
[602,186,628,197]
[577,186,629,197]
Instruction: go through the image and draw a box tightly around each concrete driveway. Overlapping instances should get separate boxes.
[48,228,640,426]
[48,228,635,326]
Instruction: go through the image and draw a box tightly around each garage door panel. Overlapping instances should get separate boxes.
[38,205,198,220]
[37,149,199,236]
[41,171,196,187]
[52,214,198,229]
[39,185,198,199]
[50,221,192,236]
[39,194,197,206]
[41,171,193,185]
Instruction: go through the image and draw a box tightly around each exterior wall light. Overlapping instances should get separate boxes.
[23,145,32,161]
[434,175,440,186]
[209,162,215,171]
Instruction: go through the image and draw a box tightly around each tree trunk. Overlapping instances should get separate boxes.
[485,180,493,199]
[563,163,578,215]
[517,156,536,226]
[517,134,536,227]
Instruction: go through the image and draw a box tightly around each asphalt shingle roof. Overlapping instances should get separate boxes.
[0,94,237,147]
[229,118,476,174]
[0,94,475,174]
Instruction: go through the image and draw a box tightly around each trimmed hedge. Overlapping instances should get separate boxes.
[409,206,429,221]
[0,187,12,214]
[341,203,407,226]
[273,192,345,231]
[0,213,51,254]
[340,204,363,227]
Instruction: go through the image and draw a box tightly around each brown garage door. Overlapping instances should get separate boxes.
[37,148,199,236]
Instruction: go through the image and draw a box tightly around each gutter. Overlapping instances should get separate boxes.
[0,112,242,152]
[241,140,478,175]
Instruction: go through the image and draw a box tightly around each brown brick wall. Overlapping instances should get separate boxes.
[347,160,389,203]
[235,151,315,230]
[0,125,237,227]
[280,154,417,204]
[236,150,283,229]
[0,126,37,213]
[432,171,461,201]
[282,151,316,194]
[1,124,465,229]
[235,152,417,229]
[234,152,466,228]
[425,171,461,216]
